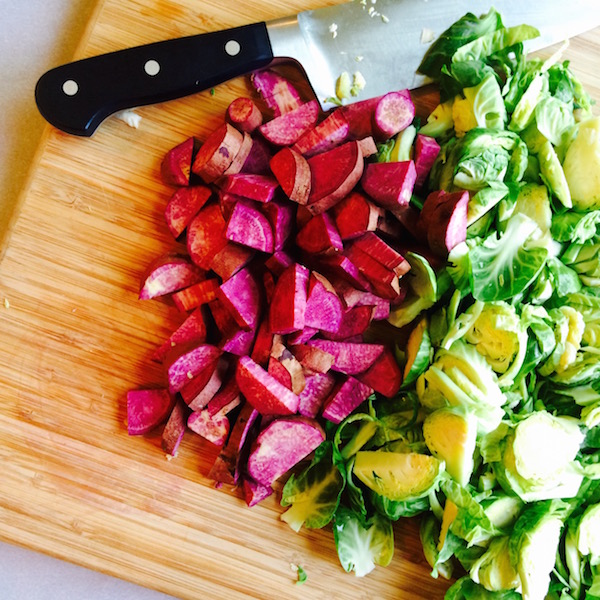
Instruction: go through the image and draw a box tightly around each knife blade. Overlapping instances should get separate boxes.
[35,0,600,137]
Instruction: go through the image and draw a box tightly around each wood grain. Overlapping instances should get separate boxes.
[0,0,598,598]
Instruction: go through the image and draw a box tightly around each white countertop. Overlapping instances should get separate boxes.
[0,1,177,597]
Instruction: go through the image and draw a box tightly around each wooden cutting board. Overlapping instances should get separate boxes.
[0,0,598,597]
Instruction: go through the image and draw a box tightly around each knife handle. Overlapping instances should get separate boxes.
[34,23,274,136]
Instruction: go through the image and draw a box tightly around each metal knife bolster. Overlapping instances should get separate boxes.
[34,23,274,136]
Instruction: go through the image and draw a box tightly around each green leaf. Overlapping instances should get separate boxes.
[333,507,394,577]
[280,442,345,532]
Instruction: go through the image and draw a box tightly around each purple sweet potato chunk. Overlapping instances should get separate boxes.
[210,242,255,281]
[127,388,175,435]
[372,90,415,140]
[343,243,401,300]
[161,399,189,456]
[306,339,384,375]
[261,199,295,251]
[206,376,241,416]
[220,173,279,203]
[297,371,337,418]
[259,99,320,146]
[161,136,197,186]
[188,409,230,446]
[226,96,263,132]
[356,347,403,398]
[304,272,344,333]
[293,110,350,157]
[241,136,272,175]
[334,280,391,321]
[139,254,204,300]
[187,203,228,269]
[269,263,309,335]
[351,232,410,277]
[216,267,262,331]
[332,190,381,241]
[246,417,325,487]
[226,199,274,253]
[322,376,373,424]
[152,307,207,363]
[165,185,212,239]
[319,253,372,292]
[243,477,274,507]
[251,69,303,116]
[269,147,311,205]
[167,344,222,393]
[236,355,300,415]
[185,358,228,411]
[339,96,382,139]
[418,189,469,257]
[414,134,441,191]
[321,305,374,341]
[209,402,259,485]
[296,213,343,255]
[361,160,417,211]
[289,343,335,374]
[220,325,257,357]
[264,250,295,277]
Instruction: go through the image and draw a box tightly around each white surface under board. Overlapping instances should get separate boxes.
[0,1,177,598]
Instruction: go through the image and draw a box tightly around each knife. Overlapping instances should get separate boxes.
[35,0,599,137]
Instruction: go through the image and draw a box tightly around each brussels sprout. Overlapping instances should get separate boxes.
[563,117,600,211]
[423,407,477,486]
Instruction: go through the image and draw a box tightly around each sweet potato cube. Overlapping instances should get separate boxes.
[225,200,274,253]
[220,173,279,203]
[139,254,204,300]
[361,160,417,211]
[243,477,274,507]
[297,371,337,418]
[269,263,309,335]
[306,141,364,215]
[351,232,410,277]
[295,213,343,255]
[293,110,350,157]
[322,376,373,424]
[269,147,311,205]
[192,123,244,183]
[171,278,220,312]
[343,244,401,300]
[372,90,415,141]
[226,96,263,132]
[209,402,260,484]
[414,134,441,191]
[165,185,212,239]
[236,355,300,415]
[246,417,325,487]
[161,136,197,186]
[356,347,403,398]
[167,344,222,394]
[259,99,320,146]
[127,388,175,435]
[188,409,230,446]
[304,272,344,333]
[161,399,189,456]
[332,191,381,241]
[307,339,384,375]
[216,267,262,331]
[210,243,255,281]
[251,69,303,116]
[321,305,374,342]
[152,307,207,363]
[187,203,228,269]
[261,199,295,251]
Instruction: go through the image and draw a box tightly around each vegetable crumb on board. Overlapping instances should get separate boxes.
[115,109,142,128]
[329,23,338,38]
[290,563,307,585]
[421,27,435,43]
[3,298,9,309]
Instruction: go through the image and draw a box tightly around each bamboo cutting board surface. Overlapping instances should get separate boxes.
[0,0,598,598]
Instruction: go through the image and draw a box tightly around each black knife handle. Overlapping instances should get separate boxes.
[34,23,274,136]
